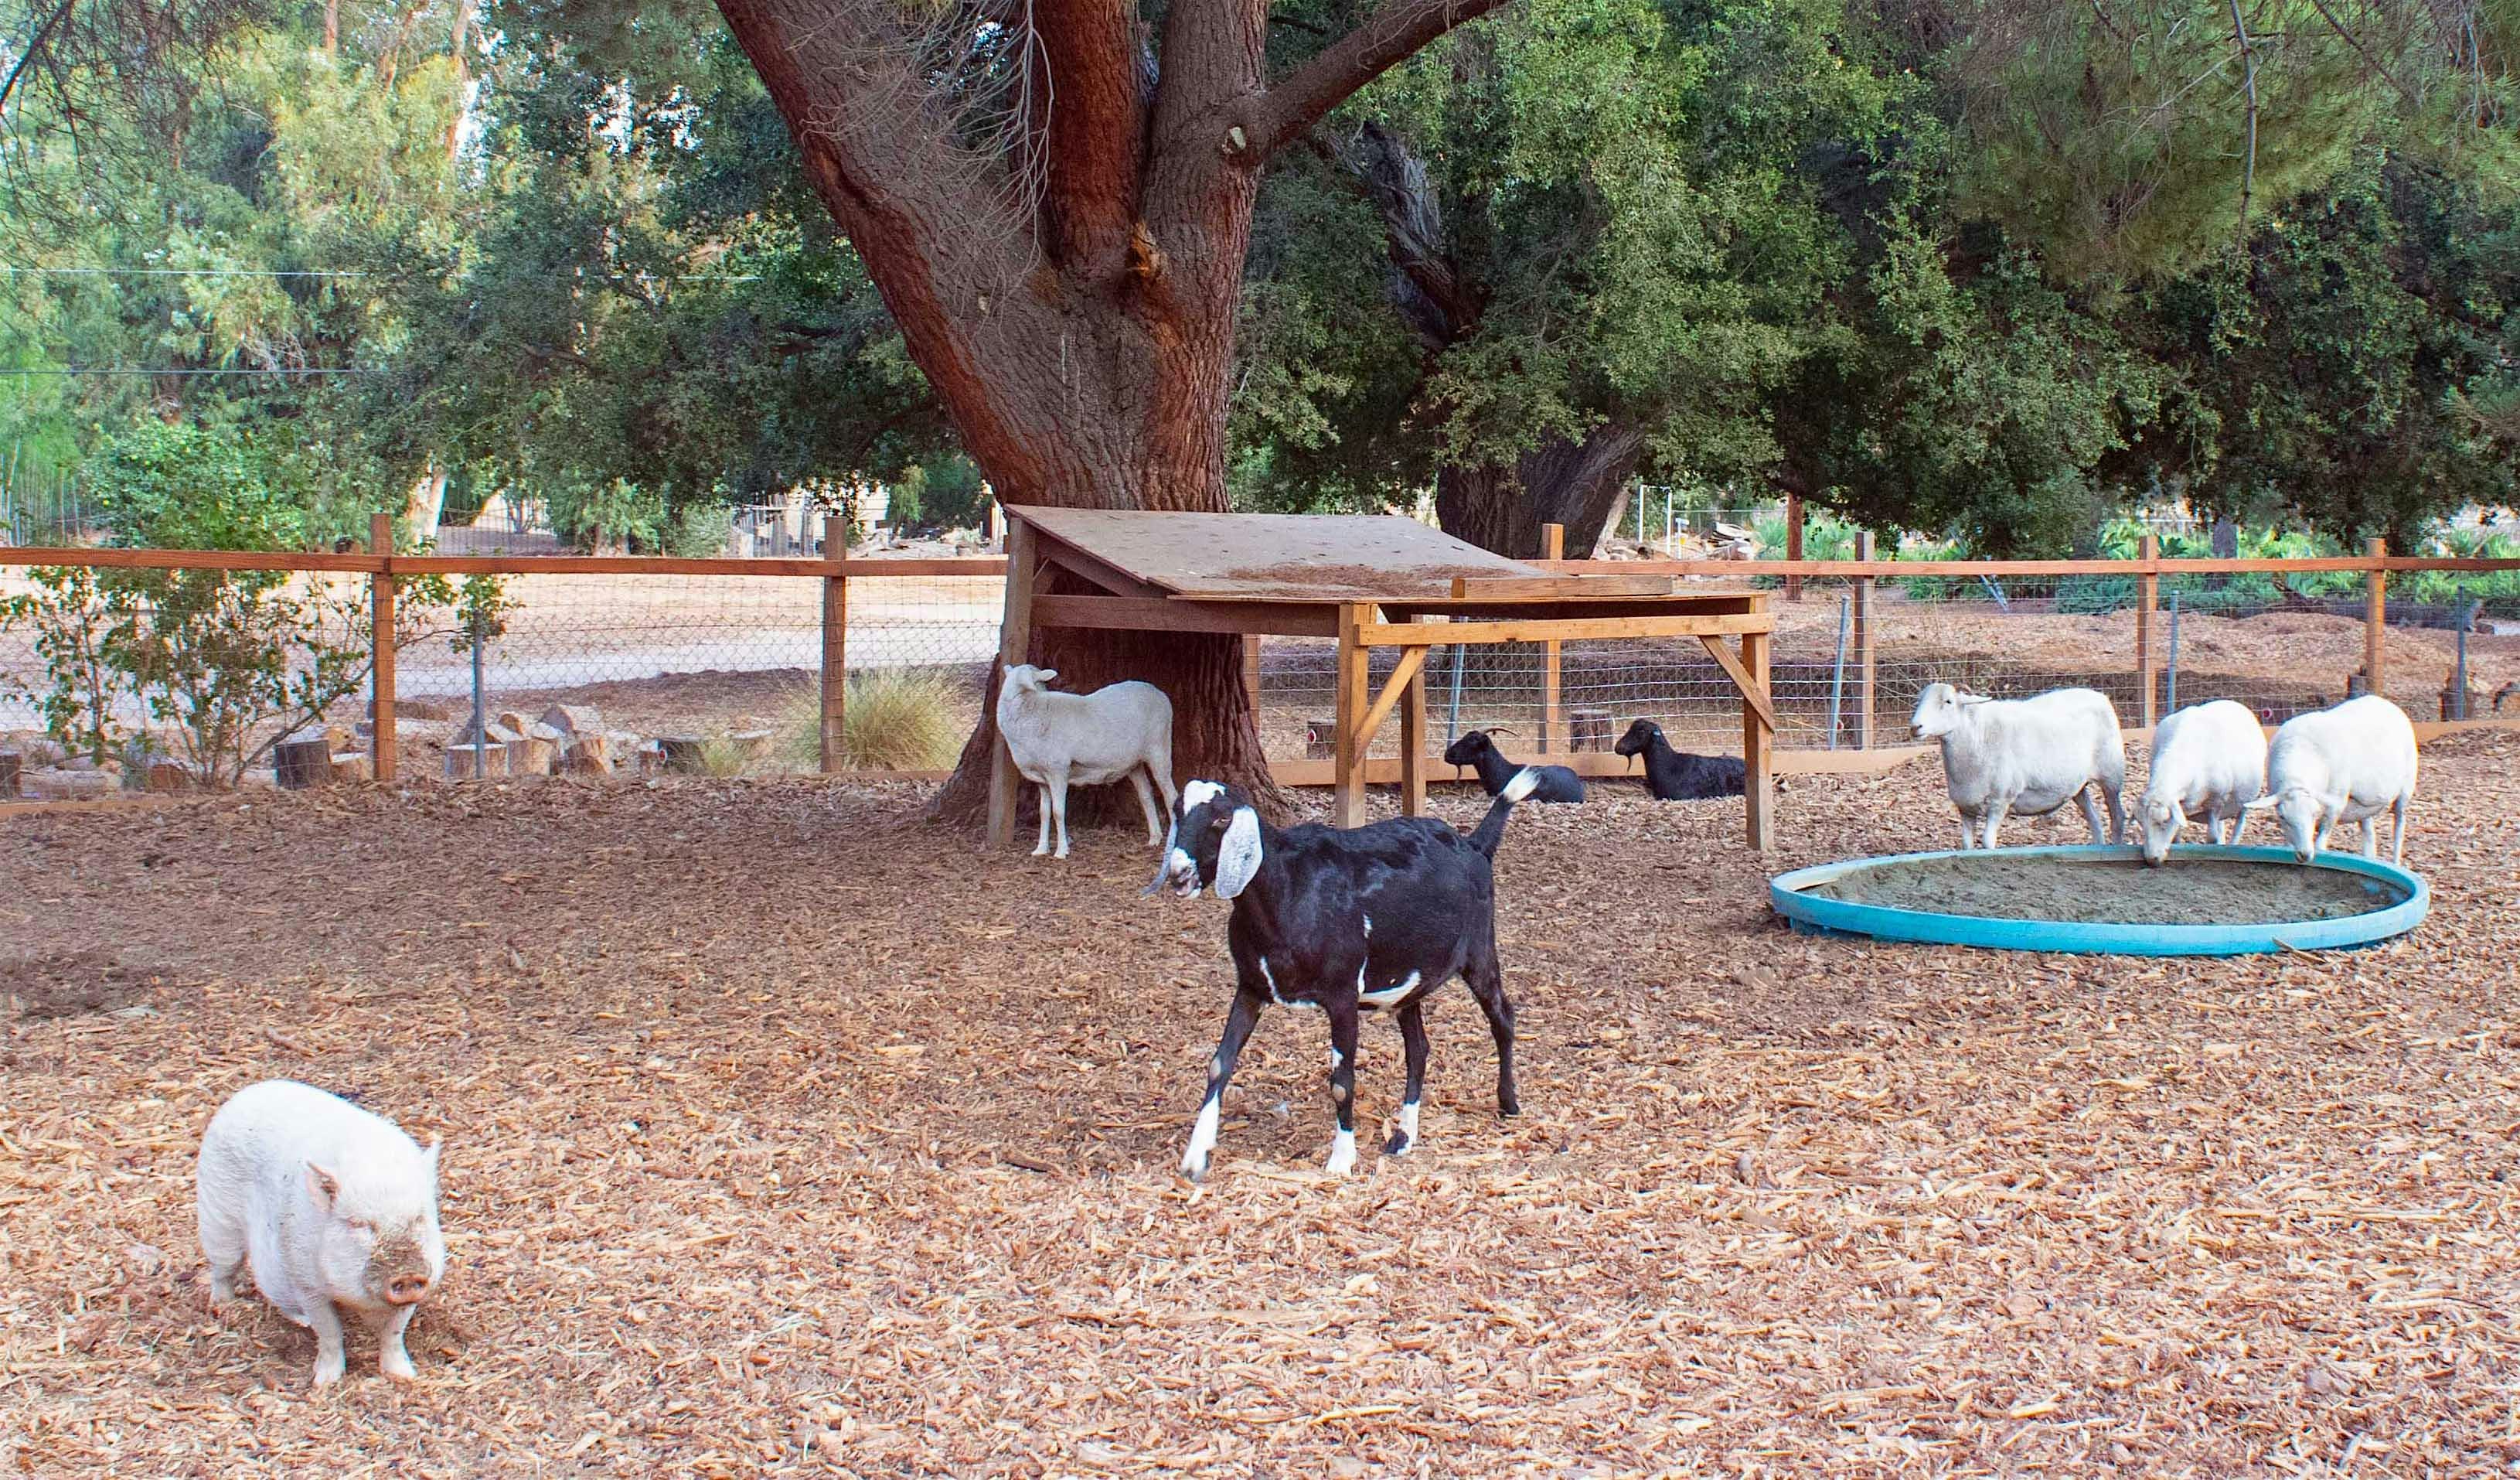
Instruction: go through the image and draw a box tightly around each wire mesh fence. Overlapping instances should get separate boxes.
[5,553,2518,802]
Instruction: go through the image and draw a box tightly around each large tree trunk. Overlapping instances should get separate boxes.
[714,0,1506,825]
[1433,425,1650,559]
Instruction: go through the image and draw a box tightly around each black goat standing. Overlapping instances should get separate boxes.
[1613,719,1747,800]
[1150,771,1539,1181]
[1440,729,1585,803]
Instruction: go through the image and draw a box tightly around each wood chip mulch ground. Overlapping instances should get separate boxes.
[3,735,2517,1475]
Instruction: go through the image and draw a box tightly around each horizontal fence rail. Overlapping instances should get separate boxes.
[4,541,2517,802]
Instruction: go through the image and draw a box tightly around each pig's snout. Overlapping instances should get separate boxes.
[387,1273,432,1306]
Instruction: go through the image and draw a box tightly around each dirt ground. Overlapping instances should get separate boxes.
[3,736,2518,1475]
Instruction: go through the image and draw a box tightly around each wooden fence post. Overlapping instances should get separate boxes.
[1400,619,1428,817]
[986,518,1037,850]
[2135,533,2158,728]
[1539,522,1563,752]
[1241,633,1262,718]
[1333,602,1373,828]
[369,511,397,783]
[1851,530,1875,749]
[1742,622,1774,851]
[1784,493,1803,602]
[2365,536,2387,696]
[820,535,846,773]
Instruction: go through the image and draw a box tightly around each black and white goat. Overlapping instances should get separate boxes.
[1612,719,1746,800]
[1440,728,1585,803]
[1149,771,1540,1180]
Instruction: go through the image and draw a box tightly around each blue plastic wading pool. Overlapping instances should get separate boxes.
[1769,844,2428,957]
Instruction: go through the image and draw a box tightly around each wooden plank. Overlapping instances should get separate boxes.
[1351,645,1431,754]
[1379,595,1766,620]
[2135,533,2158,728]
[1401,625,1429,817]
[1357,612,1773,647]
[1742,629,1774,851]
[1007,506,1534,600]
[820,538,846,774]
[1528,555,2520,577]
[1333,603,1372,828]
[369,513,397,784]
[1241,634,1262,718]
[1446,574,1675,599]
[1038,542,1172,600]
[1784,494,1803,602]
[986,520,1040,850]
[1539,523,1565,753]
[1695,634,1778,729]
[1028,594,1338,637]
[0,546,385,573]
[2365,537,2387,696]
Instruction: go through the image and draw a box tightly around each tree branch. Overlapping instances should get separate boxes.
[1239,0,1510,161]
[1034,0,1146,271]
[2229,0,2258,239]
[0,0,80,118]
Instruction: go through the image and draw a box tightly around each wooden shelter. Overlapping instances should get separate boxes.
[987,507,1779,847]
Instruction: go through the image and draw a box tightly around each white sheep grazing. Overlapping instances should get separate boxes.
[2242,694,2419,865]
[2137,699,2269,864]
[1910,682,2127,849]
[196,1080,445,1387]
[996,663,1178,858]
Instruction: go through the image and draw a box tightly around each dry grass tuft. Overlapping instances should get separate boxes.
[778,670,963,772]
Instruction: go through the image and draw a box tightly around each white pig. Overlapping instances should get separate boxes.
[196,1080,445,1386]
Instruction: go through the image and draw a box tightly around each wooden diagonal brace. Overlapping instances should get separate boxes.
[1351,645,1431,753]
[1698,635,1777,730]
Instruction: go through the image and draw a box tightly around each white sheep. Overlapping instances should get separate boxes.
[2242,694,2419,865]
[2137,699,2268,864]
[996,663,1178,858]
[196,1080,446,1387]
[1910,682,2127,849]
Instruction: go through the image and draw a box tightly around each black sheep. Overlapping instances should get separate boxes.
[1439,729,1585,803]
[1149,770,1538,1181]
[1613,718,1747,800]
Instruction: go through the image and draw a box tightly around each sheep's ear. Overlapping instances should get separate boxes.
[305,1161,341,1212]
[1035,668,1057,684]
[1214,806,1263,899]
[1956,694,1993,706]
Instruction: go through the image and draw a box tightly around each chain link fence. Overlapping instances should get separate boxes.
[6,554,2518,800]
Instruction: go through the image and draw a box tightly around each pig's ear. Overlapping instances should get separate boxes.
[422,1137,442,1186]
[304,1161,341,1212]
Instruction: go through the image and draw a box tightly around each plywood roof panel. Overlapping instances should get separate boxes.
[1013,507,1535,602]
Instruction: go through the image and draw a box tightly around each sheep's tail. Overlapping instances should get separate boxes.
[1467,767,1541,859]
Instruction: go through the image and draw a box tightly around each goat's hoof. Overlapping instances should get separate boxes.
[1383,1130,1412,1157]
[1498,1100,1522,1118]
[1029,844,1050,858]
[1179,1156,1210,1183]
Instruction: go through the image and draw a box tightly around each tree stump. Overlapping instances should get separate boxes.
[445,742,509,779]
[1568,708,1613,752]
[2440,683,2479,721]
[563,733,615,776]
[331,752,372,784]
[540,704,603,741]
[0,752,19,799]
[274,737,335,789]
[146,760,193,793]
[1305,718,1337,761]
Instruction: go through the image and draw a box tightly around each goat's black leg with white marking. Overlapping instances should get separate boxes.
[1462,943,1520,1117]
[1180,988,1263,1182]
[1324,997,1362,1175]
[1388,1001,1430,1156]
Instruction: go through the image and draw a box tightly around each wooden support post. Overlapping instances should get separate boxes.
[1241,633,1262,718]
[819,534,846,773]
[1852,531,1875,749]
[986,518,1038,850]
[1742,625,1774,851]
[2135,533,2159,728]
[369,512,397,783]
[1784,494,1804,602]
[1334,602,1373,828]
[2364,537,2387,696]
[1400,619,1428,818]
[1539,523,1564,753]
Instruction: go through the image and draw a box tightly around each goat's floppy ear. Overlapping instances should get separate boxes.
[1214,806,1263,899]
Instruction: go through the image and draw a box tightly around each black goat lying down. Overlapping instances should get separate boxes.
[1613,719,1746,800]
[1440,728,1585,802]
[1150,769,1540,1180]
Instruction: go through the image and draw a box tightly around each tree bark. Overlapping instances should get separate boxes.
[713,0,1508,824]
[1433,425,1650,559]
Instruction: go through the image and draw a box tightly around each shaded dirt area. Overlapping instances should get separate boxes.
[2,734,2517,1474]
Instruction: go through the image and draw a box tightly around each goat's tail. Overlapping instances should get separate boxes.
[1467,767,1542,858]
